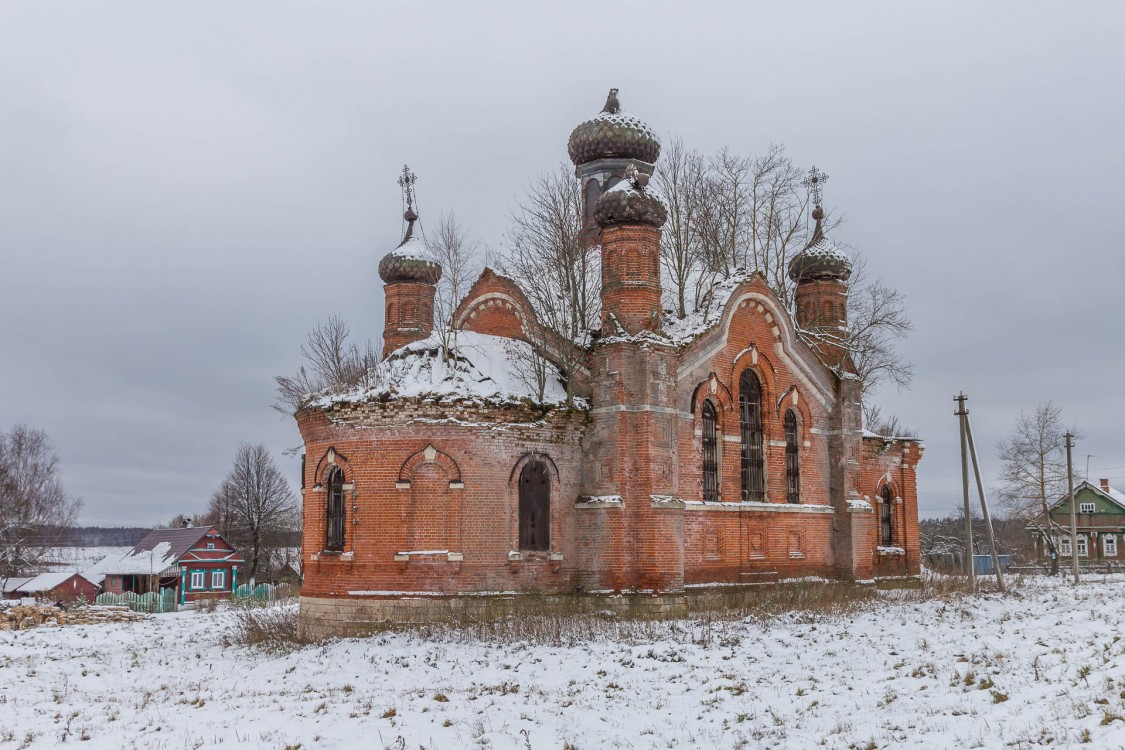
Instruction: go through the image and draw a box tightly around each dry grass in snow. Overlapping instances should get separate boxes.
[2,575,1125,749]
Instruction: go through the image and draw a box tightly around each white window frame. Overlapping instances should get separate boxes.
[190,570,205,589]
[211,570,226,590]
[1059,536,1071,556]
[206,542,216,550]
[1104,535,1117,558]
[1080,502,1096,514]
[1077,536,1089,558]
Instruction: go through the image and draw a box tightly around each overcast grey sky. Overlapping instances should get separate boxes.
[2,1,1123,525]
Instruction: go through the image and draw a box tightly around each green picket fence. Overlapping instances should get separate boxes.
[232,582,292,602]
[94,588,178,613]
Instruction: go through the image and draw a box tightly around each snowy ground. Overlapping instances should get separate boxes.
[38,547,133,572]
[3,575,1125,749]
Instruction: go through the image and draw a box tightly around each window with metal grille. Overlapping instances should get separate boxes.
[519,460,550,551]
[784,409,800,504]
[326,466,346,552]
[702,400,719,502]
[739,370,765,501]
[880,485,894,546]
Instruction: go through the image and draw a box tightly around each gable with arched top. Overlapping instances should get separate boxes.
[398,444,462,484]
[452,269,539,340]
[312,447,353,488]
[677,275,836,410]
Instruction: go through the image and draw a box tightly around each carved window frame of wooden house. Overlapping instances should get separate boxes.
[519,460,550,551]
[326,466,347,552]
[784,409,800,504]
[880,484,894,546]
[701,400,719,503]
[739,370,765,502]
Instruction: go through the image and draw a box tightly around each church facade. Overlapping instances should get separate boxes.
[297,92,923,636]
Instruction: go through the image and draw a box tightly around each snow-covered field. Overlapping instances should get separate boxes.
[38,547,133,572]
[3,575,1125,749]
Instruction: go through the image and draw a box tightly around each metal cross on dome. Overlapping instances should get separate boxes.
[398,164,418,214]
[802,166,829,208]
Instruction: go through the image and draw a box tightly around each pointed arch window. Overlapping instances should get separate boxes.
[519,460,550,551]
[739,370,765,501]
[785,409,800,504]
[702,400,719,503]
[326,466,346,552]
[880,484,894,546]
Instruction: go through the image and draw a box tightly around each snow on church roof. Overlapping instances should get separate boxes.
[313,330,575,409]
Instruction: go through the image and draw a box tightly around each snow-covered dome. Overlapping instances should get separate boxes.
[568,89,661,166]
[788,207,852,283]
[379,210,442,285]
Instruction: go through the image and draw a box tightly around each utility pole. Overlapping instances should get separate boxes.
[964,408,1005,592]
[955,393,975,589]
[1067,432,1079,584]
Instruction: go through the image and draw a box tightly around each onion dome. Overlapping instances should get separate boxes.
[594,166,667,229]
[379,207,442,284]
[568,89,661,166]
[788,206,852,283]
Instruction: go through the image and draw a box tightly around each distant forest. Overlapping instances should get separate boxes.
[30,526,153,547]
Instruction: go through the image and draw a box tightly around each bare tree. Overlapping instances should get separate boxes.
[996,402,1080,575]
[208,443,298,583]
[0,425,82,588]
[862,403,918,439]
[656,137,707,320]
[274,315,382,414]
[844,255,915,398]
[425,212,482,358]
[502,164,596,405]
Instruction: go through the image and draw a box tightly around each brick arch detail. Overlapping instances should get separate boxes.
[689,372,735,415]
[454,292,532,334]
[398,445,462,483]
[507,452,561,486]
[775,385,815,432]
[313,447,352,487]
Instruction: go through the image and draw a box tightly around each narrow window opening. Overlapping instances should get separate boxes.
[880,485,894,546]
[739,370,765,501]
[785,409,800,504]
[519,460,550,551]
[326,466,346,551]
[702,401,719,503]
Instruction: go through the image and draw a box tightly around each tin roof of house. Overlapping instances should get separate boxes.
[105,526,244,575]
[17,571,93,593]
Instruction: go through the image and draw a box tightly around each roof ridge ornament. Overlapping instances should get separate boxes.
[601,87,620,115]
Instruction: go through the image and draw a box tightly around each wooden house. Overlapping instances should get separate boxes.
[11,571,100,602]
[102,526,245,604]
[1029,479,1125,563]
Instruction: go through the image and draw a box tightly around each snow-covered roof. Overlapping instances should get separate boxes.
[105,541,178,575]
[312,330,574,408]
[2,576,33,593]
[662,271,755,345]
[81,552,129,586]
[1051,481,1125,512]
[17,571,90,593]
[386,234,428,262]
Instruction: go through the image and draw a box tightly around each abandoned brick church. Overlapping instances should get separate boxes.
[298,91,923,635]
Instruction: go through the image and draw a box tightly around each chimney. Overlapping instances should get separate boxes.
[1101,478,1110,492]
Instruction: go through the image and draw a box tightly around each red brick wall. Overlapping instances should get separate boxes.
[297,403,587,597]
[860,437,924,577]
[600,225,662,333]
[383,281,436,357]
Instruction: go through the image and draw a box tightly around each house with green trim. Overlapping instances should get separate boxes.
[1029,479,1125,563]
[101,526,245,604]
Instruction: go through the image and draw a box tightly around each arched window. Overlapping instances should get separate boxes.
[880,484,894,546]
[326,466,346,551]
[739,370,765,501]
[785,409,800,504]
[701,400,719,503]
[519,460,550,551]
